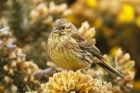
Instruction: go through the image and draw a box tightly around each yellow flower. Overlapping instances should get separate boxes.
[136,16,140,27]
[86,0,97,8]
[39,70,113,93]
[117,4,135,24]
[114,48,135,92]
[78,21,96,45]
[110,46,120,57]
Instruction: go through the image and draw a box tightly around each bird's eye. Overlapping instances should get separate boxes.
[61,26,65,30]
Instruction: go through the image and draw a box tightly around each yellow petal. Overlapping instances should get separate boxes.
[86,87,94,93]
[123,53,130,62]
[76,83,87,90]
[68,79,75,90]
[60,71,67,85]
[68,71,73,79]
[47,82,61,91]
[60,86,68,93]
[124,61,135,69]
[47,90,56,93]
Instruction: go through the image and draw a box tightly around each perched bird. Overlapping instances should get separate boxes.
[47,18,123,78]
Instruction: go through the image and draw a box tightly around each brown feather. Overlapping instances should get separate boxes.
[72,33,103,59]
[72,32,124,78]
[97,60,124,78]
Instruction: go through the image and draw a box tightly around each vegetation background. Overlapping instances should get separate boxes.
[0,0,140,93]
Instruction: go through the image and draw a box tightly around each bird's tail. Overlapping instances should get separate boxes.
[97,60,124,79]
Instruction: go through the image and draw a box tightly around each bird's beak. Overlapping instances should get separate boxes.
[52,28,59,33]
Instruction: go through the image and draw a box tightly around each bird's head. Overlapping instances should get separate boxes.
[52,18,77,36]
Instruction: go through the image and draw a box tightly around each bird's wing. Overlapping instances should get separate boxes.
[72,33,124,79]
[72,33,103,59]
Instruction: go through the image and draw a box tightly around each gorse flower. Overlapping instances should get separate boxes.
[78,21,96,45]
[117,4,135,24]
[38,70,113,93]
[114,48,135,92]
[0,27,40,92]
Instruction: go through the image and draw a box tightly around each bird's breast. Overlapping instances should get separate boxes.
[47,35,90,70]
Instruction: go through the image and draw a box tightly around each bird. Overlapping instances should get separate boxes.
[47,18,123,78]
